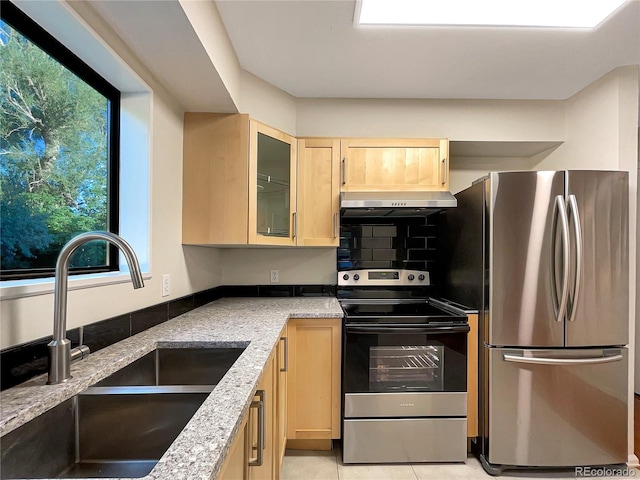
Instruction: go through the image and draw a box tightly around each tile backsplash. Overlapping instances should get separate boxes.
[0,284,335,391]
[338,216,438,273]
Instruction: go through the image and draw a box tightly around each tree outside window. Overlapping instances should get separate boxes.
[0,4,119,279]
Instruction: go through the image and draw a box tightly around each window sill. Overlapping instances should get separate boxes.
[0,270,152,301]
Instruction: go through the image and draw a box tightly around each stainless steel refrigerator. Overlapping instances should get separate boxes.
[440,170,629,474]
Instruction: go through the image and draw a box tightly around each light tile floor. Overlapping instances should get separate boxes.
[282,447,638,480]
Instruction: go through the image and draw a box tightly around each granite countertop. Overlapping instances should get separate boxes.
[0,297,344,480]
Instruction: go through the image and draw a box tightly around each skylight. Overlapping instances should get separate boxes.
[355,0,629,28]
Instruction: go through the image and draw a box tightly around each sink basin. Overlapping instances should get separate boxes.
[0,347,246,479]
[1,386,211,479]
[94,347,245,387]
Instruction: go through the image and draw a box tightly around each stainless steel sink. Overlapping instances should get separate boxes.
[1,347,246,479]
[93,347,245,387]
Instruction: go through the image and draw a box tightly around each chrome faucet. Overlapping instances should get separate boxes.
[47,231,145,385]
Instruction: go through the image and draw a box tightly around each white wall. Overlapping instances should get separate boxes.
[220,248,336,285]
[178,0,242,111]
[0,1,223,349]
[449,154,545,194]
[296,98,566,140]
[237,70,297,135]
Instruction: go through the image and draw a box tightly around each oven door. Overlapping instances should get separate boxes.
[343,324,469,418]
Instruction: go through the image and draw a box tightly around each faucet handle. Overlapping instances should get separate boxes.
[70,345,91,363]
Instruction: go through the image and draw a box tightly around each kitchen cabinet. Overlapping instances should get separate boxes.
[248,353,276,480]
[183,113,250,245]
[275,326,288,478]
[286,318,341,449]
[182,113,297,246]
[219,332,288,480]
[340,138,449,192]
[217,416,248,480]
[217,318,340,478]
[250,121,297,246]
[297,138,340,247]
[467,313,479,439]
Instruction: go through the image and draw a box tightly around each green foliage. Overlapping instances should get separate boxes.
[0,20,110,271]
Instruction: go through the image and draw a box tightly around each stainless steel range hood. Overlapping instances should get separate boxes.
[340,191,457,217]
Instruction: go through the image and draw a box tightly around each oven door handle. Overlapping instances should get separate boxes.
[345,325,470,335]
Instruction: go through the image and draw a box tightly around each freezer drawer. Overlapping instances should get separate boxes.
[342,418,467,463]
[488,348,627,467]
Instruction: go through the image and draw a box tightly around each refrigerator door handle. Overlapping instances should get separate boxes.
[552,195,571,322]
[567,194,583,322]
[503,353,623,366]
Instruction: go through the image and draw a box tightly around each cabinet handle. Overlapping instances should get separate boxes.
[248,389,265,467]
[441,158,447,185]
[292,212,298,238]
[280,337,288,372]
[341,158,347,185]
[333,212,339,239]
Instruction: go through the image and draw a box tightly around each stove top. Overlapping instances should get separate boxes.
[337,270,467,324]
[340,299,467,324]
[341,301,457,317]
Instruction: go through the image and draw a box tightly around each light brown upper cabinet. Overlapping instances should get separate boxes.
[296,139,340,247]
[250,121,297,246]
[340,138,449,192]
[182,113,296,246]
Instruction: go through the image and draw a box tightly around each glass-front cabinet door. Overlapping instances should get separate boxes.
[249,121,297,246]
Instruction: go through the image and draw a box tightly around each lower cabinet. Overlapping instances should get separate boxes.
[217,415,249,480]
[286,318,341,448]
[217,354,276,480]
[217,318,341,479]
[249,354,276,480]
[275,326,288,478]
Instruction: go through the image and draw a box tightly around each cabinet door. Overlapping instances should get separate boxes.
[287,318,341,444]
[341,138,449,192]
[275,326,288,478]
[249,355,276,480]
[217,415,248,480]
[297,139,340,247]
[249,121,297,246]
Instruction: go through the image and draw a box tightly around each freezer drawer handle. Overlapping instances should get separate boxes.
[503,353,623,366]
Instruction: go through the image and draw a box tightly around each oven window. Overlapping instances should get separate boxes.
[344,329,466,394]
[369,346,443,391]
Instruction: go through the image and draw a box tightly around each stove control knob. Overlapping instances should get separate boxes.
[353,274,360,281]
[408,274,415,281]
[343,274,349,281]
[418,274,425,281]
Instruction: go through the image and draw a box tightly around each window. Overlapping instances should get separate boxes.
[0,1,120,280]
[355,0,629,28]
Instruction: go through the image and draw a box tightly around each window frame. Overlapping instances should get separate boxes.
[0,0,121,281]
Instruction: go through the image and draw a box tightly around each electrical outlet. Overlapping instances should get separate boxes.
[162,274,171,297]
[270,270,279,283]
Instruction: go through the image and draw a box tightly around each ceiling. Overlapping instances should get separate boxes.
[86,0,640,111]
[215,0,640,100]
